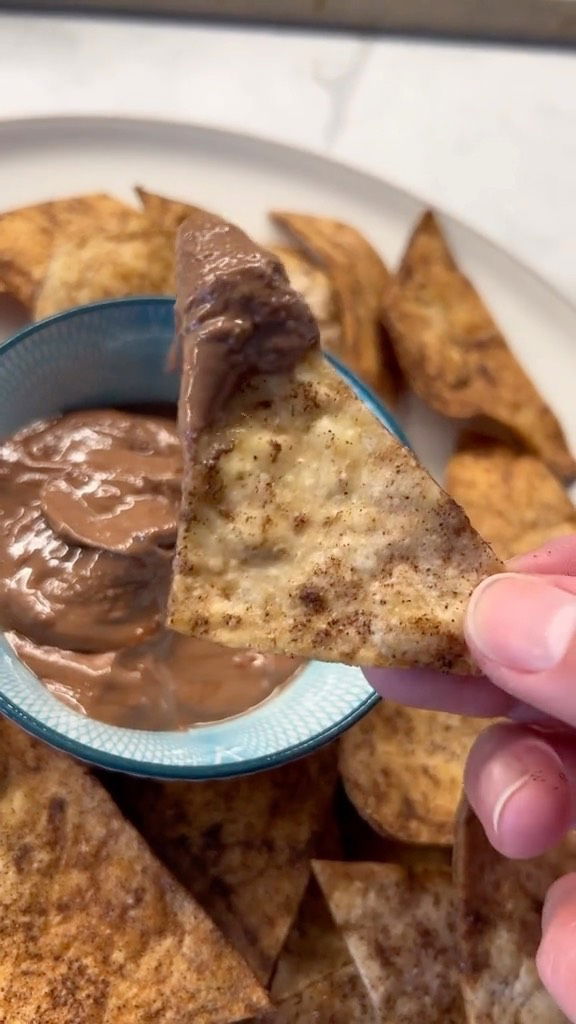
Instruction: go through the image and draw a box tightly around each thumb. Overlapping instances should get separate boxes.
[465,573,576,728]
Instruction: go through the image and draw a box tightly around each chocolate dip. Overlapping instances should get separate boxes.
[174,211,318,441]
[0,408,301,730]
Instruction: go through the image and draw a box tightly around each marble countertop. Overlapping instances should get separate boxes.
[1,11,576,298]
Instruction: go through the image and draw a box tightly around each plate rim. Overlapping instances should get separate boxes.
[0,111,575,325]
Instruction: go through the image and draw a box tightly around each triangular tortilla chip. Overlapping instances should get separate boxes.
[270,877,351,1001]
[258,965,375,1023]
[267,244,342,352]
[446,432,576,560]
[34,216,175,319]
[108,746,338,985]
[0,194,136,310]
[385,211,576,481]
[0,718,269,1024]
[454,800,573,1023]
[339,702,489,844]
[169,210,501,671]
[313,859,465,1022]
[135,187,201,232]
[337,782,453,865]
[271,211,397,405]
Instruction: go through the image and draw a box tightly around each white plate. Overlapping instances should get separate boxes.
[1,114,575,485]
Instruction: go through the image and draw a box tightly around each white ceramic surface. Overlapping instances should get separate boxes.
[0,115,575,489]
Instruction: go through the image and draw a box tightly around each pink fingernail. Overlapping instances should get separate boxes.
[490,739,566,836]
[466,574,576,672]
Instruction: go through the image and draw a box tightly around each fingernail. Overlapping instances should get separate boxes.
[466,574,576,672]
[490,738,566,837]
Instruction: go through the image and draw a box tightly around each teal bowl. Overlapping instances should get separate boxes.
[0,298,407,779]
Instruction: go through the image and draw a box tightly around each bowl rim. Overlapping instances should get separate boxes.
[0,296,409,778]
[0,685,380,779]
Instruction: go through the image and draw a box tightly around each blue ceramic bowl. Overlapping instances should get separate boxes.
[0,298,407,779]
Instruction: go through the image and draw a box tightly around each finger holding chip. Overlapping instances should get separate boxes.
[464,570,576,729]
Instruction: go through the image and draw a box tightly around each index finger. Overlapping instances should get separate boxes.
[509,534,576,576]
[363,665,513,717]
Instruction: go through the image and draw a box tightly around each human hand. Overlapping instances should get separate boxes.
[364,534,576,1020]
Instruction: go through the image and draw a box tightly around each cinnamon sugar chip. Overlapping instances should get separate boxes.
[34,215,175,318]
[446,432,576,559]
[454,800,574,1023]
[312,860,464,1022]
[385,211,576,481]
[339,701,488,845]
[0,193,136,311]
[108,746,338,986]
[271,211,397,405]
[270,877,351,1002]
[261,962,375,1019]
[259,964,375,1023]
[0,718,269,1024]
[268,244,341,352]
[169,342,501,671]
[135,187,201,232]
